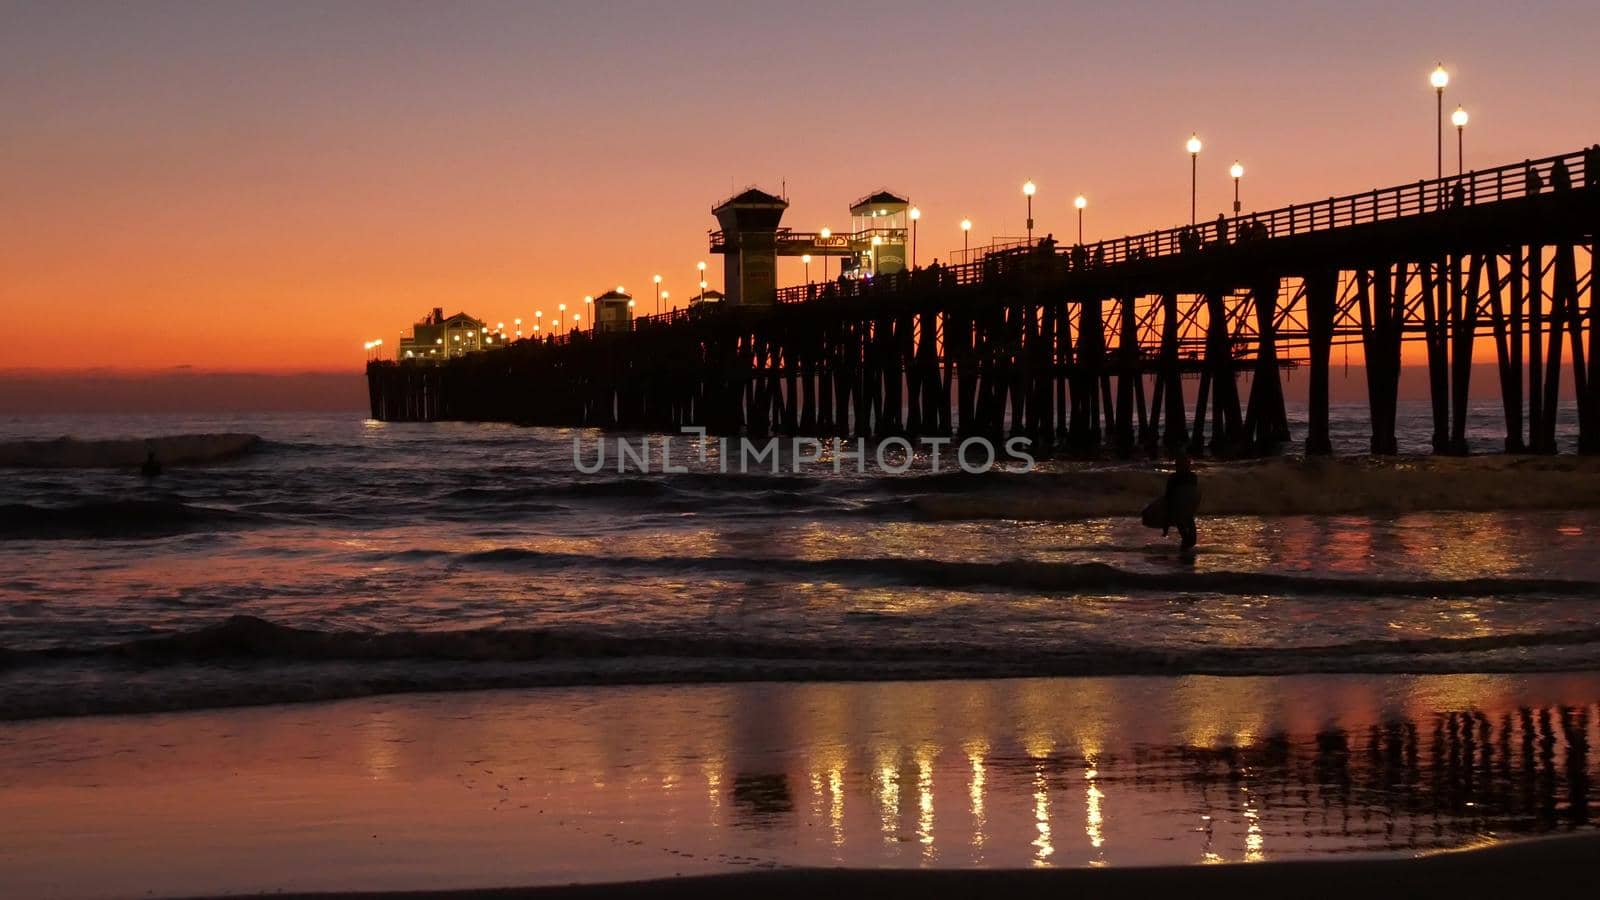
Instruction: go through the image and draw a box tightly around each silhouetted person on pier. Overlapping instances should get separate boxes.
[1037,233,1057,256]
[1526,164,1544,195]
[140,450,162,478]
[1215,213,1229,245]
[1551,160,1572,191]
[1164,449,1199,552]
[1451,182,1466,208]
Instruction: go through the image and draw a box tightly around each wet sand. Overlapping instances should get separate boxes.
[253,832,1600,899]
[3,673,1597,899]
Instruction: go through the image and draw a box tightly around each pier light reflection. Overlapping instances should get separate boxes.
[1085,758,1106,860]
[917,748,935,857]
[878,756,901,842]
[1243,785,1264,862]
[966,741,988,854]
[1032,766,1054,866]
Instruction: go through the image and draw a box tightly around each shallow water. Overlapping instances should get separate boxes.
[0,674,1595,897]
[0,404,1597,719]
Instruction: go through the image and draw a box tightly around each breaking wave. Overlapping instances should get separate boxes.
[8,614,1600,720]
[0,500,256,539]
[443,548,1600,599]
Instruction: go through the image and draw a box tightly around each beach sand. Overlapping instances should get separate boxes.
[252,833,1600,899]
[3,674,1597,899]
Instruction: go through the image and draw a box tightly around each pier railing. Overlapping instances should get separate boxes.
[760,146,1595,306]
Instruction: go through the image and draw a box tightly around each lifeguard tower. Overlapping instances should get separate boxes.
[710,188,788,306]
[707,187,911,302]
[594,290,634,333]
[847,191,909,279]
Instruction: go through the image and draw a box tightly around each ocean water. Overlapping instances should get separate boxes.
[0,401,1596,720]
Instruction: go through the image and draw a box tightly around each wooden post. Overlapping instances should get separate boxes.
[1448,254,1481,454]
[1114,295,1137,456]
[1305,271,1336,455]
[1159,292,1186,452]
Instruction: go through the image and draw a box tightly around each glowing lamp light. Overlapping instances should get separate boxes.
[801,254,812,264]
[960,218,972,232]
[698,279,708,289]
[1186,135,1202,155]
[626,300,635,308]
[1074,195,1087,210]
[908,207,921,221]
[819,227,831,239]
[573,313,581,321]
[616,285,625,293]
[697,261,707,272]
[583,295,592,304]
[1022,180,1036,197]
[1431,64,1449,90]
[661,290,669,299]
[1230,162,1245,179]
[652,274,662,284]
[871,235,883,246]
[558,303,567,311]
[1451,107,1469,128]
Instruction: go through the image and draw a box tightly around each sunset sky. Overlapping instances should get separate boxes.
[5,0,1598,373]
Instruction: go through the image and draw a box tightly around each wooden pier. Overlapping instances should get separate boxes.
[368,147,1599,456]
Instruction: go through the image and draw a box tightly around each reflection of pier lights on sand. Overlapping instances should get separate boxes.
[1242,783,1264,862]
[1032,766,1054,866]
[877,755,901,842]
[917,748,935,859]
[966,741,988,855]
[1085,757,1106,864]
[828,765,845,850]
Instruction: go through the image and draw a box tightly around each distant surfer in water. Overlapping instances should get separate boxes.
[1164,449,1199,551]
[140,449,162,478]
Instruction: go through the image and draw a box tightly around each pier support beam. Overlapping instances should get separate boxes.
[1305,270,1336,455]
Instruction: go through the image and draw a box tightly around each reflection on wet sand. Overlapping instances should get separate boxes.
[0,674,1596,898]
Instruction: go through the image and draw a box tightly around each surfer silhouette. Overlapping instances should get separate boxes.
[1142,449,1199,551]
[140,450,162,478]
[1165,450,1199,550]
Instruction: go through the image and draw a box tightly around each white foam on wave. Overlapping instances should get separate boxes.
[0,433,261,468]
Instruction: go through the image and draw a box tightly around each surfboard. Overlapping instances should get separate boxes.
[1140,495,1169,529]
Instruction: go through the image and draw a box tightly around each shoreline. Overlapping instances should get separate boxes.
[208,832,1600,899]
[6,673,1598,899]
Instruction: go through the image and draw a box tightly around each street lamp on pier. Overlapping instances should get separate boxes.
[1451,106,1468,176]
[557,302,566,333]
[1022,181,1036,244]
[696,261,707,302]
[1186,134,1202,226]
[960,217,972,259]
[802,253,812,284]
[819,228,832,282]
[1073,195,1087,244]
[653,274,662,315]
[1431,64,1449,182]
[1229,162,1244,214]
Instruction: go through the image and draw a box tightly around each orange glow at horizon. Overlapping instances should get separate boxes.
[4,3,1598,372]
